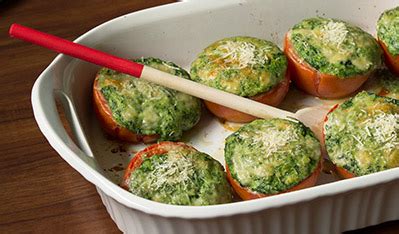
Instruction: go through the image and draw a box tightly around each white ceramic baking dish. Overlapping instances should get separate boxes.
[31,0,399,233]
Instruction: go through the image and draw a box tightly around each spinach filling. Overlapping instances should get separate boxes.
[289,17,382,77]
[225,119,320,194]
[128,147,232,205]
[377,6,399,55]
[324,92,399,176]
[190,36,287,97]
[97,57,201,141]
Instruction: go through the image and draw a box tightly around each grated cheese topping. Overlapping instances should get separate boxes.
[241,127,299,157]
[361,112,399,152]
[320,21,348,47]
[214,41,270,69]
[144,150,195,191]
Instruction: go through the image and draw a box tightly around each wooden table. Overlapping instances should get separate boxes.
[0,0,397,233]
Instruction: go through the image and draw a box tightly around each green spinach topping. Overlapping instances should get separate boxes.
[324,92,399,176]
[128,146,232,205]
[97,57,201,141]
[289,17,382,77]
[377,6,399,55]
[190,36,287,97]
[225,119,320,194]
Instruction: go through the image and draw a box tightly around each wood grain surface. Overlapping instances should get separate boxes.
[0,0,397,233]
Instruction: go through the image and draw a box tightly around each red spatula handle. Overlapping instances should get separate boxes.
[9,23,144,78]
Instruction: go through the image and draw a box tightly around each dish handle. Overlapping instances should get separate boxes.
[54,89,95,157]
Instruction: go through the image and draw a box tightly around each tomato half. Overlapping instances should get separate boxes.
[334,166,356,179]
[120,141,194,189]
[93,76,159,143]
[379,39,399,76]
[226,160,322,200]
[284,34,369,99]
[204,71,291,123]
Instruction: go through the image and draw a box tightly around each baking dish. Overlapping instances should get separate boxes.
[31,0,399,233]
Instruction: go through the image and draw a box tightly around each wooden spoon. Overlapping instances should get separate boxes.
[9,23,330,139]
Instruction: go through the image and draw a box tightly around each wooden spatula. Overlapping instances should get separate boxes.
[9,23,331,139]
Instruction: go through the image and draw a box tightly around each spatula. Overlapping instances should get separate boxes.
[9,23,331,139]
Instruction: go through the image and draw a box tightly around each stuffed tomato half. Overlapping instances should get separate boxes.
[323,91,399,178]
[121,142,233,205]
[224,119,322,200]
[190,36,290,123]
[93,57,202,143]
[285,17,382,98]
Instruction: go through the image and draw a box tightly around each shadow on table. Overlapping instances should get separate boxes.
[345,220,399,234]
[0,0,24,15]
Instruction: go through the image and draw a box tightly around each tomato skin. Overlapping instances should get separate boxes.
[322,104,356,179]
[120,142,193,189]
[334,166,356,179]
[284,34,370,99]
[92,77,159,143]
[226,160,322,200]
[379,39,399,77]
[204,71,291,123]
